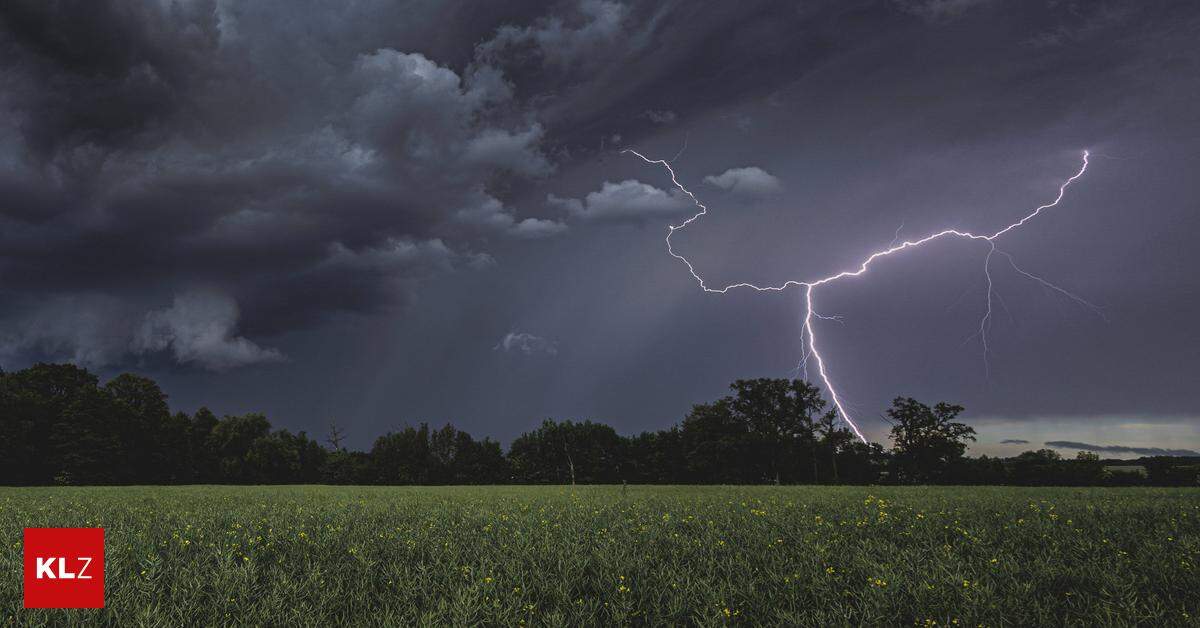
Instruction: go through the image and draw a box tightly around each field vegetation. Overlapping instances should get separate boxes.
[2,485,1197,626]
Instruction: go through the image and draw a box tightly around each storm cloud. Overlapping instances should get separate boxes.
[0,1,566,365]
[1,1,1198,449]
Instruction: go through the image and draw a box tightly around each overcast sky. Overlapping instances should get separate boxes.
[1,0,1197,456]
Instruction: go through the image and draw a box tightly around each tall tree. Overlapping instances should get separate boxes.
[371,424,433,484]
[681,399,754,483]
[624,427,686,484]
[0,363,99,484]
[508,419,623,484]
[209,413,272,483]
[189,408,221,483]
[49,387,122,485]
[104,373,175,483]
[888,397,975,484]
[682,379,829,484]
[817,410,855,483]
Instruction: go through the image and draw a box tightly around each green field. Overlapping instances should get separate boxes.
[1,486,1197,626]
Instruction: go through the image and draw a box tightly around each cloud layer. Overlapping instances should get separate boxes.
[1,0,1198,451]
[1044,441,1200,457]
[0,1,579,368]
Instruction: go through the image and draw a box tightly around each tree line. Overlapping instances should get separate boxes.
[1,363,1196,486]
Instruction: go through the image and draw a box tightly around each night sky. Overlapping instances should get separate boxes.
[1,1,1197,456]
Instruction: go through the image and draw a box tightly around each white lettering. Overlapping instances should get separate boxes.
[35,557,56,579]
[56,558,75,579]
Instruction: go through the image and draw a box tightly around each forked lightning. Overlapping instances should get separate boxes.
[624,148,1094,443]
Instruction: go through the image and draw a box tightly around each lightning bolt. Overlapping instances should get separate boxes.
[623,148,1093,443]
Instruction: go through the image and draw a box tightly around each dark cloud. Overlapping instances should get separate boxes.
[0,0,571,367]
[454,196,567,239]
[0,294,138,368]
[475,0,628,72]
[1000,439,1030,445]
[0,1,1197,450]
[1045,441,1200,458]
[0,288,282,372]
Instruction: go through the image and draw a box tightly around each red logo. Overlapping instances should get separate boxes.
[23,528,104,609]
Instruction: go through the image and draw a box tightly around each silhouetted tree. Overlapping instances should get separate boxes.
[680,379,834,484]
[1009,449,1056,485]
[433,425,509,484]
[209,413,272,483]
[729,379,829,483]
[49,387,122,485]
[321,450,374,484]
[0,362,1178,487]
[835,440,889,484]
[371,424,433,484]
[0,363,98,484]
[104,374,174,483]
[817,411,856,483]
[1069,450,1106,485]
[244,429,326,484]
[508,420,623,484]
[954,455,1009,485]
[680,399,754,483]
[159,412,194,483]
[624,428,687,483]
[326,421,347,450]
[189,407,221,483]
[888,397,975,484]
[1144,457,1200,486]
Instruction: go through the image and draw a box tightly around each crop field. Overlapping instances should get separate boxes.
[1,486,1197,626]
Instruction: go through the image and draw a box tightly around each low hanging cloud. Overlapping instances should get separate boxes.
[703,166,782,196]
[494,332,558,356]
[135,291,284,371]
[0,295,140,369]
[455,196,567,239]
[1044,441,1200,457]
[0,291,282,371]
[1000,438,1031,444]
[549,180,693,222]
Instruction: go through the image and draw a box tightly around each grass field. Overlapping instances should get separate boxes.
[1,485,1197,626]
